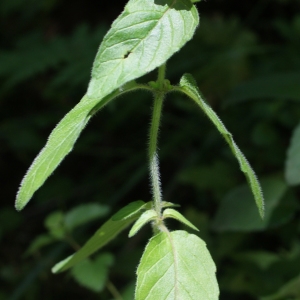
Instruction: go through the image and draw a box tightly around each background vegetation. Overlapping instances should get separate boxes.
[1,0,300,299]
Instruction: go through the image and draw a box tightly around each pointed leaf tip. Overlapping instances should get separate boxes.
[163,208,199,231]
[178,73,265,220]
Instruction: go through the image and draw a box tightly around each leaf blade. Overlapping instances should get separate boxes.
[15,91,117,211]
[52,201,148,273]
[163,208,199,231]
[129,209,157,237]
[135,230,219,300]
[87,0,199,99]
[178,73,265,219]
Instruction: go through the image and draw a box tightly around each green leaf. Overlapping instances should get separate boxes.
[64,203,110,231]
[87,0,199,99]
[136,230,219,300]
[52,201,148,273]
[163,208,199,231]
[44,211,65,240]
[178,73,265,219]
[71,253,114,293]
[285,122,300,185]
[15,84,138,211]
[212,177,287,232]
[112,200,151,221]
[15,95,90,211]
[15,0,199,211]
[129,209,157,237]
[161,201,180,209]
[24,234,56,257]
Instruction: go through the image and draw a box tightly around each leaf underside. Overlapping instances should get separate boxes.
[178,73,265,219]
[163,208,199,231]
[135,230,219,300]
[129,209,157,237]
[15,0,199,210]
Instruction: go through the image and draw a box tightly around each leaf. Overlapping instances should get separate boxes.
[87,0,199,99]
[285,122,300,185]
[163,208,199,231]
[129,209,157,237]
[44,211,65,240]
[52,201,148,273]
[161,201,180,209]
[212,177,287,232]
[71,253,114,293]
[135,230,219,300]
[16,0,199,211]
[225,72,300,106]
[15,83,137,211]
[112,200,151,221]
[64,203,110,231]
[178,73,265,218]
[24,234,56,256]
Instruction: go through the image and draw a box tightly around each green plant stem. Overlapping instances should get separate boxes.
[157,63,166,87]
[149,64,166,218]
[106,280,123,300]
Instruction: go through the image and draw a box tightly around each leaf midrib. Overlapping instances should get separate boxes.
[93,0,179,85]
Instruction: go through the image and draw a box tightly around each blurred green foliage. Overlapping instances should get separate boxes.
[1,0,300,299]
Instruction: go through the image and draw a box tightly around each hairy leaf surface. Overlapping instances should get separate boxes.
[178,73,265,218]
[129,209,157,237]
[87,0,199,99]
[15,0,199,210]
[135,230,219,300]
[163,208,199,231]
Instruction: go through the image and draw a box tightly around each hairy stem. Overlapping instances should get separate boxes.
[149,64,166,217]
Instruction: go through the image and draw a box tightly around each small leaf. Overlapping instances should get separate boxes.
[52,201,148,273]
[163,208,199,231]
[112,200,151,221]
[178,73,265,219]
[161,201,180,208]
[24,234,56,256]
[136,230,219,300]
[212,177,287,232]
[65,203,110,231]
[285,122,300,185]
[129,209,157,237]
[71,253,114,293]
[44,211,65,240]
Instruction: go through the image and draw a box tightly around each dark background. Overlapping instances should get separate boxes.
[1,0,300,299]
